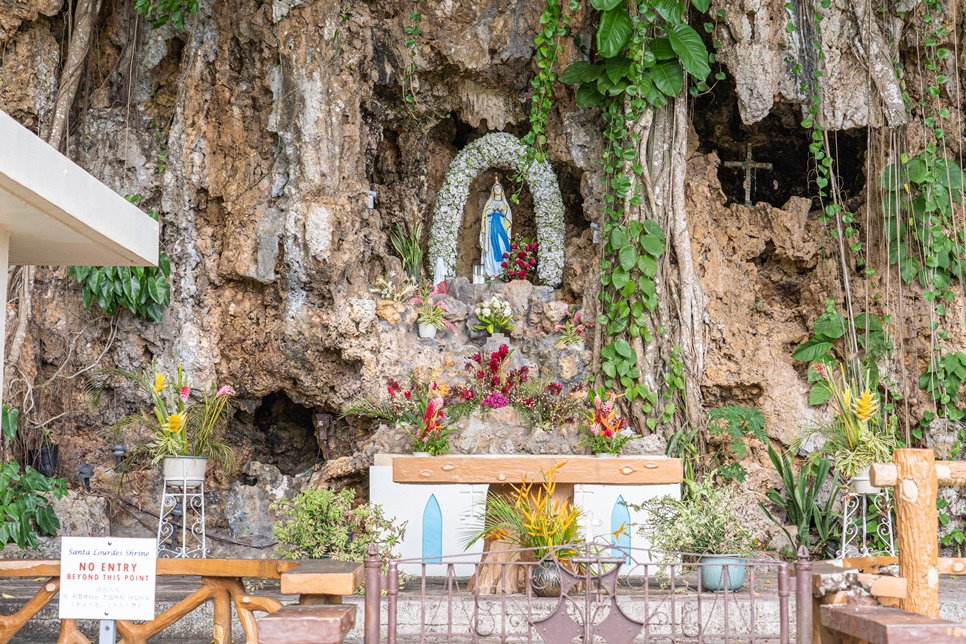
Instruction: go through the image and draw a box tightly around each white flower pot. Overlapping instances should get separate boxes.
[412,451,431,457]
[162,456,208,488]
[596,453,619,459]
[417,323,437,339]
[851,465,880,495]
[568,341,585,351]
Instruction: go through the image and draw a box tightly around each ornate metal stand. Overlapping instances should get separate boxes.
[157,478,207,558]
[837,487,895,559]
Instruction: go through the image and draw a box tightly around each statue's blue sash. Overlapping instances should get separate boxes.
[491,211,510,261]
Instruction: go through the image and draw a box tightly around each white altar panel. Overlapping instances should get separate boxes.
[575,482,680,573]
[369,465,487,576]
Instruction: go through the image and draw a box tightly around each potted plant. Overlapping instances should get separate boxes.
[272,488,406,562]
[555,306,590,350]
[464,462,582,597]
[799,363,895,494]
[579,392,636,456]
[411,282,456,339]
[89,364,236,486]
[634,477,754,592]
[473,297,514,335]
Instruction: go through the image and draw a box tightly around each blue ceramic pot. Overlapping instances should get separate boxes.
[699,555,746,593]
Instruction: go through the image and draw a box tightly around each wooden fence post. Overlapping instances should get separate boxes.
[893,449,939,617]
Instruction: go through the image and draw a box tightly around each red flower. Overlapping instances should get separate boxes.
[462,390,474,400]
[476,370,485,380]
[497,344,509,358]
[501,261,508,268]
[516,259,524,267]
[472,353,482,363]
[403,390,411,400]
[511,243,518,250]
[518,251,526,259]
[503,252,510,259]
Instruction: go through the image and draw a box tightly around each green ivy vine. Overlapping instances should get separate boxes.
[559,0,711,428]
[133,0,197,29]
[403,0,426,113]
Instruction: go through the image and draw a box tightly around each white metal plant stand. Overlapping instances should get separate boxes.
[837,488,895,559]
[157,478,207,558]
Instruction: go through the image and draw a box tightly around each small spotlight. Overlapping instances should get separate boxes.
[112,444,127,468]
[78,464,94,493]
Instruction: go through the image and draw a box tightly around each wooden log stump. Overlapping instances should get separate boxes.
[893,449,939,617]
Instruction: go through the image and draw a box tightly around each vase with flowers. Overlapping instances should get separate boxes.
[500,239,538,282]
[473,297,514,335]
[89,364,236,486]
[579,392,636,456]
[400,381,455,456]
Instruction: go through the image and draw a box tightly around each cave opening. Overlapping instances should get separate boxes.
[692,77,867,209]
[249,392,324,476]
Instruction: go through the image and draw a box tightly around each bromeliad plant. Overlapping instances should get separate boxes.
[464,462,582,562]
[412,282,457,333]
[579,391,636,455]
[798,363,895,479]
[89,365,236,473]
[474,297,514,334]
[555,306,590,349]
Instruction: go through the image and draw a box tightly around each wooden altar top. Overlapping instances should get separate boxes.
[380,454,683,485]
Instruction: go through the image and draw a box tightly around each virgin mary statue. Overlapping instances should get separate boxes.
[480,178,512,278]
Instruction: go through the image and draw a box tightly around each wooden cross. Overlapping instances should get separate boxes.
[724,143,773,206]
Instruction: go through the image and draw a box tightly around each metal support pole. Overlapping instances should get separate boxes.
[777,563,791,644]
[98,619,116,644]
[364,543,381,644]
[794,559,813,644]
[387,560,399,644]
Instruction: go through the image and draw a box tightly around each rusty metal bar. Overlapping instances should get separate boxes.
[363,544,381,644]
[386,561,398,644]
[778,562,790,644]
[795,559,813,644]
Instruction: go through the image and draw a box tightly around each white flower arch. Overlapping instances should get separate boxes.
[428,132,566,286]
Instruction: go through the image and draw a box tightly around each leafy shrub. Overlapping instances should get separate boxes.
[0,461,67,549]
[272,489,405,562]
[133,0,199,29]
[706,405,767,482]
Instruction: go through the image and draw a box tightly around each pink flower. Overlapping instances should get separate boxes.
[573,310,582,324]
[812,362,827,378]
[481,392,509,409]
[216,385,235,397]
[179,386,190,402]
[443,320,458,333]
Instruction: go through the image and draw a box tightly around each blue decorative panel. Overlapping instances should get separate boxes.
[422,494,443,563]
[611,495,631,563]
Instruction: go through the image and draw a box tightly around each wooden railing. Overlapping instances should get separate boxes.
[0,558,361,644]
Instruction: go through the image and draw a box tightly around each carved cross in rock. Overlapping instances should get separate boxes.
[724,143,773,206]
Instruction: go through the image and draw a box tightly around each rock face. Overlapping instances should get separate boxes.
[0,0,955,554]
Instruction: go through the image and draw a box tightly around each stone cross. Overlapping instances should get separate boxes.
[724,143,773,206]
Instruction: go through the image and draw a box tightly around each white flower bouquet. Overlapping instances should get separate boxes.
[474,297,514,334]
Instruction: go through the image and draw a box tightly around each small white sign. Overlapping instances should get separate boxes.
[59,537,157,621]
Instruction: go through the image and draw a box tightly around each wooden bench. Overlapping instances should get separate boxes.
[821,605,966,643]
[0,558,362,644]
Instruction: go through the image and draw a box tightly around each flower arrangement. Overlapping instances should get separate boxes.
[555,307,590,349]
[459,345,529,405]
[518,380,587,431]
[370,272,417,302]
[412,282,457,333]
[579,392,636,455]
[399,381,454,455]
[474,297,514,334]
[798,362,896,478]
[88,364,236,472]
[427,132,565,286]
[501,239,538,281]
[464,462,582,561]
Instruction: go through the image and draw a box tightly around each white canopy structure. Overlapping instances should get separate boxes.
[0,109,159,403]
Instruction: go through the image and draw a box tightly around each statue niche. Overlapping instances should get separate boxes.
[428,132,565,286]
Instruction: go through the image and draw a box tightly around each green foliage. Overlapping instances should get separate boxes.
[938,496,965,554]
[560,0,711,422]
[632,477,754,556]
[132,0,198,29]
[920,351,966,425]
[389,219,424,280]
[759,446,839,558]
[402,0,426,111]
[70,196,171,324]
[0,460,67,550]
[272,488,406,563]
[1,405,19,442]
[791,300,891,405]
[706,405,766,482]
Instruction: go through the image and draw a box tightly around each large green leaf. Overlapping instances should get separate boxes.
[590,0,621,9]
[813,311,846,339]
[606,56,633,83]
[666,23,711,81]
[576,83,606,107]
[791,337,833,362]
[690,0,710,11]
[596,7,633,58]
[651,0,683,24]
[649,38,677,60]
[560,61,594,84]
[652,59,684,96]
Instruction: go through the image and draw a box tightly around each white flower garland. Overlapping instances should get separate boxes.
[428,132,566,286]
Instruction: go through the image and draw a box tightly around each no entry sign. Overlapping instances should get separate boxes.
[59,537,157,621]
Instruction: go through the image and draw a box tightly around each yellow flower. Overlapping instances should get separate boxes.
[437,382,450,397]
[153,372,166,393]
[852,390,879,423]
[164,413,185,433]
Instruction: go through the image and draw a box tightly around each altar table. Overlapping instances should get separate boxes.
[370,454,683,576]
